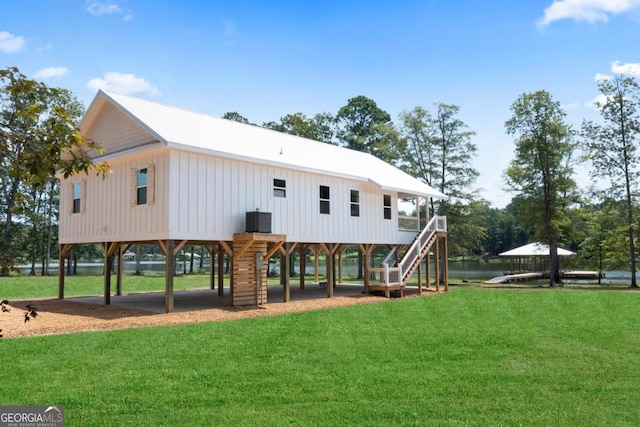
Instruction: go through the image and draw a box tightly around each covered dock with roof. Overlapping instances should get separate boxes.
[485,242,600,284]
[499,242,575,275]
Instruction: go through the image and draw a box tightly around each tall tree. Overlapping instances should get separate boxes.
[575,201,627,284]
[0,67,109,275]
[397,104,480,257]
[504,90,577,287]
[398,104,478,211]
[582,75,640,288]
[263,112,335,144]
[336,95,391,154]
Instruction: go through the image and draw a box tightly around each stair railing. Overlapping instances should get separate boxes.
[379,216,446,286]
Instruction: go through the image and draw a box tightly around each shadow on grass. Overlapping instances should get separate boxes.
[7,298,155,320]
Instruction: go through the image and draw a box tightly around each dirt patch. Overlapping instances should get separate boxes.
[1,288,439,339]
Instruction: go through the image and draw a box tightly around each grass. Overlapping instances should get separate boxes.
[0,273,364,301]
[0,274,214,300]
[1,286,639,425]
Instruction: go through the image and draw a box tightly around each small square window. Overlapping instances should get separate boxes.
[274,178,286,198]
[131,165,155,207]
[383,194,392,220]
[350,190,360,217]
[137,187,147,205]
[72,182,82,214]
[320,185,330,214]
[137,168,148,205]
[320,185,330,200]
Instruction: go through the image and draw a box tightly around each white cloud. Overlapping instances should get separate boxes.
[538,0,640,27]
[587,93,611,110]
[86,2,122,15]
[594,72,612,81]
[86,1,133,21]
[0,31,26,53]
[34,66,68,79]
[87,72,160,96]
[562,101,580,110]
[611,60,640,76]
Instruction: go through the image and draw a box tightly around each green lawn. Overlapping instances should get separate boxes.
[1,286,639,426]
[0,274,214,300]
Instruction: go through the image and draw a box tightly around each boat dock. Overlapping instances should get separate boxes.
[485,272,543,284]
[485,271,603,284]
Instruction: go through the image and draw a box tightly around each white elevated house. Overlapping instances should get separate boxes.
[57,90,448,312]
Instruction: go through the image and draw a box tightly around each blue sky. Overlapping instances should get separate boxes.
[2,0,640,207]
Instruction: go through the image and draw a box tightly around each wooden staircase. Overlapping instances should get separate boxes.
[369,216,447,297]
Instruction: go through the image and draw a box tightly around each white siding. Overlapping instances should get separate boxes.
[165,150,413,245]
[59,148,170,244]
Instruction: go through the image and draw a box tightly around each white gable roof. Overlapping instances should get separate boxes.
[499,242,575,257]
[83,90,445,199]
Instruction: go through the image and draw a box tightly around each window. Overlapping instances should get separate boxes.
[350,190,360,217]
[383,194,392,220]
[137,168,148,205]
[319,185,330,214]
[72,182,82,214]
[131,164,155,207]
[273,178,286,198]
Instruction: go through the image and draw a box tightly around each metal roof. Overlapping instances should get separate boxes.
[85,90,445,199]
[499,242,575,257]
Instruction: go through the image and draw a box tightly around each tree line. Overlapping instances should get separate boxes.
[1,65,639,286]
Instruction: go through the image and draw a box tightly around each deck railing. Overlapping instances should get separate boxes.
[373,215,447,287]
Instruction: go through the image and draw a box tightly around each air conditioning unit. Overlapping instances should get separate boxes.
[246,211,272,233]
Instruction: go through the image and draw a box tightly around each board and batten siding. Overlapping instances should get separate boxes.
[59,147,170,244]
[166,149,414,245]
[60,146,418,245]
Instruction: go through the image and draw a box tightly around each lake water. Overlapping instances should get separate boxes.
[21,259,634,284]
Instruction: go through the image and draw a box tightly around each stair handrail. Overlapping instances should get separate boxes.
[380,246,397,267]
[381,216,446,284]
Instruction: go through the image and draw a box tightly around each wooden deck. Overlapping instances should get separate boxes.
[367,283,405,298]
[561,271,604,279]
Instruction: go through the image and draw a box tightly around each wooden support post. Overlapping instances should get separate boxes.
[313,247,320,283]
[165,239,175,313]
[418,259,423,293]
[282,242,290,302]
[209,246,215,290]
[104,249,113,306]
[443,234,449,292]
[116,245,123,296]
[100,242,120,305]
[338,246,345,284]
[434,238,440,292]
[299,245,307,290]
[359,244,375,294]
[362,246,370,293]
[319,243,338,298]
[58,250,65,300]
[58,244,73,300]
[326,245,334,298]
[426,250,431,289]
[218,243,225,296]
